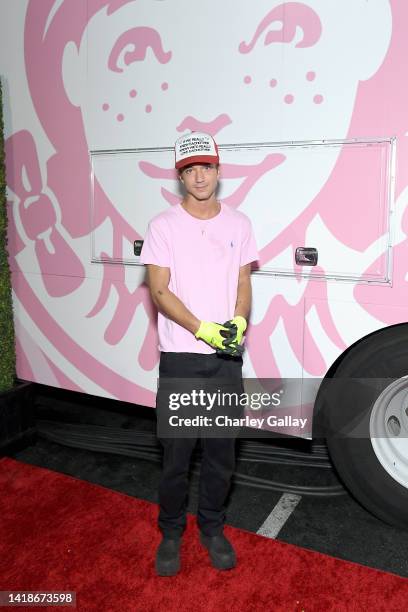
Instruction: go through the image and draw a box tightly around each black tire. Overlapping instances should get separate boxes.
[316,324,408,530]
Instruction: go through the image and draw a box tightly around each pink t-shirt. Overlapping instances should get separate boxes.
[140,202,258,353]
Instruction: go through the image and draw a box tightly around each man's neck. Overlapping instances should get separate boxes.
[181,196,220,220]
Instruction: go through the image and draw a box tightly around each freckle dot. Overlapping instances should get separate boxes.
[145,104,152,113]
[284,94,294,104]
[102,103,109,111]
[313,94,324,104]
[244,75,252,84]
[129,89,137,98]
[161,82,169,91]
[116,113,124,122]
[306,71,316,81]
[269,79,277,88]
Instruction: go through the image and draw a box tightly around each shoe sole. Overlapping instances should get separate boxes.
[155,559,180,577]
[209,554,236,570]
[200,537,237,570]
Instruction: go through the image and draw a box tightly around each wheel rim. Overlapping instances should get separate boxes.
[370,376,408,488]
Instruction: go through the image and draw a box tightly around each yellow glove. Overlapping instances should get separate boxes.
[195,321,232,351]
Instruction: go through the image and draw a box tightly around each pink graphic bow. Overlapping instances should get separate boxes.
[5,130,84,297]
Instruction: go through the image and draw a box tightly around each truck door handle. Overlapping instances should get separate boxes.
[295,247,318,266]
[134,240,144,256]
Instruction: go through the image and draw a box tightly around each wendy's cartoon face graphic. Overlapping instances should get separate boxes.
[6,0,399,402]
[63,0,391,247]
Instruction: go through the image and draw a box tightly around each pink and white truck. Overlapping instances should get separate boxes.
[1,0,408,528]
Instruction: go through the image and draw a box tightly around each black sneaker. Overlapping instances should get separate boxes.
[200,533,236,570]
[155,537,181,576]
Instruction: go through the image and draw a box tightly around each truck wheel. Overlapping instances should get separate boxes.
[318,324,408,530]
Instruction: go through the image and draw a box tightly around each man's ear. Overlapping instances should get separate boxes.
[62,41,84,107]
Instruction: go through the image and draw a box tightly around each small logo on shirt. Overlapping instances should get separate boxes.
[230,241,234,248]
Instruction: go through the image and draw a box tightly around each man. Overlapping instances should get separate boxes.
[140,132,258,576]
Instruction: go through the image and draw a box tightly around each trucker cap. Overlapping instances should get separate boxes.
[175,132,219,170]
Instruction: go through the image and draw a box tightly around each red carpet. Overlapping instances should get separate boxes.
[0,457,407,612]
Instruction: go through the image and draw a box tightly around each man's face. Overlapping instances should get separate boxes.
[179,163,219,203]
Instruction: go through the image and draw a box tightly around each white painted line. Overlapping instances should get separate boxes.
[256,493,302,539]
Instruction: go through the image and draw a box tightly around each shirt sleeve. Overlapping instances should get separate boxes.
[240,216,259,266]
[140,218,170,267]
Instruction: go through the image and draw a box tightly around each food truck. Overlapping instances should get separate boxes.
[1,0,408,529]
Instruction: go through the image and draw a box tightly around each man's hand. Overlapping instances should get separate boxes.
[223,316,247,345]
[195,321,234,351]
[217,341,244,357]
[214,316,247,356]
[212,315,247,357]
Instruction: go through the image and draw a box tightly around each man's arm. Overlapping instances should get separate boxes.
[234,263,252,320]
[146,264,200,335]
[216,263,252,353]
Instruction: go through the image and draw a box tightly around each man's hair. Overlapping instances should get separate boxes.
[178,162,219,176]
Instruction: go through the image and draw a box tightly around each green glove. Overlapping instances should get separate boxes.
[223,316,247,345]
[195,321,232,351]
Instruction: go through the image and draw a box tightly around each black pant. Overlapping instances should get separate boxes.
[156,352,243,538]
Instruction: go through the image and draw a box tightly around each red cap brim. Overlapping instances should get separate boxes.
[175,154,219,170]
